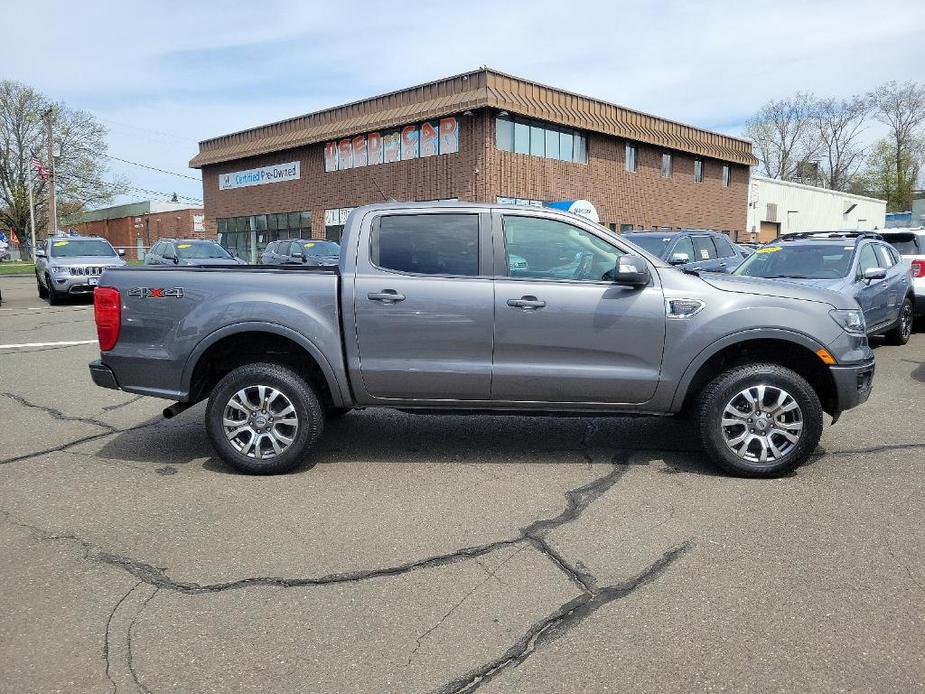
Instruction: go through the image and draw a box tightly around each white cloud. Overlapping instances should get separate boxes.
[4,0,923,205]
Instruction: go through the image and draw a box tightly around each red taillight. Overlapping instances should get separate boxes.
[911,260,925,278]
[94,287,121,351]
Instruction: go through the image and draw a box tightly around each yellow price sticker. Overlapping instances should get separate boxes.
[304,242,315,248]
[53,241,69,247]
[177,243,192,249]
[756,246,782,254]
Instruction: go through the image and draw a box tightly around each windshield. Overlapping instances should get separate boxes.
[734,244,855,279]
[301,240,339,256]
[881,233,921,255]
[623,234,672,257]
[175,241,233,260]
[49,239,116,257]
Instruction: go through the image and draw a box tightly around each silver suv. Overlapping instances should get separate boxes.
[35,236,126,304]
[879,228,925,316]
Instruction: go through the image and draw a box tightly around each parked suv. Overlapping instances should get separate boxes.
[623,230,742,273]
[35,236,125,304]
[735,232,914,344]
[145,239,246,266]
[262,239,340,266]
[878,228,925,316]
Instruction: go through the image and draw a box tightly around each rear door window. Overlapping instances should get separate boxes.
[371,214,479,276]
[692,236,717,261]
[875,244,895,267]
[712,235,737,258]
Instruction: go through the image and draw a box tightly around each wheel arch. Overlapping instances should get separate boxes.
[182,323,349,407]
[673,330,838,416]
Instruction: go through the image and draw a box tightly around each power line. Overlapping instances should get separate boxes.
[103,153,201,181]
[112,183,203,203]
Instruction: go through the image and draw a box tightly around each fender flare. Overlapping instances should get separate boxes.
[180,321,349,406]
[669,328,829,411]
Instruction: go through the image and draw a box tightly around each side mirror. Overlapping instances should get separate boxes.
[35,249,46,258]
[668,252,691,265]
[613,254,651,288]
[171,255,179,264]
[117,249,126,257]
[863,267,886,282]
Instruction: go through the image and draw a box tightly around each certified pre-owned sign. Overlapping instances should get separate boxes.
[218,161,300,190]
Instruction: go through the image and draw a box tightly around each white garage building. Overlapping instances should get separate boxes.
[746,176,886,242]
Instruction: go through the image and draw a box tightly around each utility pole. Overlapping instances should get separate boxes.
[43,108,57,236]
[27,172,37,258]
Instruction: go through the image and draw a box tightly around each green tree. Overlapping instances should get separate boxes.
[0,80,122,260]
[870,80,925,211]
[853,138,924,211]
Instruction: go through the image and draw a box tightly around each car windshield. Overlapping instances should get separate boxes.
[300,240,339,256]
[49,239,116,257]
[175,242,233,259]
[623,234,672,256]
[881,233,921,255]
[734,243,855,279]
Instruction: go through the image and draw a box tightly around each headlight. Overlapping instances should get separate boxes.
[51,265,70,274]
[830,309,866,335]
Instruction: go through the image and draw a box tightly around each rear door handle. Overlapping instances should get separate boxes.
[368,290,405,303]
[507,296,546,310]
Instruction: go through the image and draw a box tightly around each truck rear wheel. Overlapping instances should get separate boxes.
[205,362,324,474]
[698,363,823,478]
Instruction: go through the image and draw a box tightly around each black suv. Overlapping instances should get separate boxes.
[145,239,245,266]
[623,229,742,273]
[262,239,340,266]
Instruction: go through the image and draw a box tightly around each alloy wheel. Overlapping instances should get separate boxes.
[222,385,299,460]
[720,384,803,465]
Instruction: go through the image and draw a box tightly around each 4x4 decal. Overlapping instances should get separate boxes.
[128,287,184,298]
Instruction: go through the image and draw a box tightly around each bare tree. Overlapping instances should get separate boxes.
[812,95,871,192]
[870,80,925,210]
[0,80,122,259]
[744,93,821,180]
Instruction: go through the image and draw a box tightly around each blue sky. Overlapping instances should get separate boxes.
[4,0,924,207]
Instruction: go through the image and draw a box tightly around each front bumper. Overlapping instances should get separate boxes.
[89,359,120,390]
[53,275,101,294]
[829,358,875,415]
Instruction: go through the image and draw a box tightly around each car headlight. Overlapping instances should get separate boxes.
[51,265,70,274]
[830,309,866,335]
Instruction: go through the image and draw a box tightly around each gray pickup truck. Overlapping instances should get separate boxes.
[89,202,875,477]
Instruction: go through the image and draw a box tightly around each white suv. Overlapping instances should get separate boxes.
[880,228,925,316]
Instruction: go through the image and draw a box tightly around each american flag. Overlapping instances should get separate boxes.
[31,157,49,180]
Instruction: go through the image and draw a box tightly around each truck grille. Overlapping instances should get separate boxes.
[69,266,104,276]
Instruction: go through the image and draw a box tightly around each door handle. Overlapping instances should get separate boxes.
[368,290,405,303]
[507,296,546,310]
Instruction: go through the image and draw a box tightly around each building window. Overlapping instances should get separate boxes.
[694,159,704,183]
[661,153,672,178]
[625,143,638,172]
[495,114,587,164]
[216,211,312,263]
[722,164,731,187]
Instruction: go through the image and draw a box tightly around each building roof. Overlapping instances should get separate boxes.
[190,68,758,169]
[61,201,203,225]
[751,175,887,205]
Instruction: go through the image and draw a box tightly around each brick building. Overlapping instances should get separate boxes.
[59,200,206,259]
[61,201,206,259]
[190,68,757,261]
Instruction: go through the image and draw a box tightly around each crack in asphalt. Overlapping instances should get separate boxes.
[127,587,159,694]
[101,395,145,412]
[826,441,925,456]
[0,392,117,432]
[433,541,693,694]
[104,581,143,694]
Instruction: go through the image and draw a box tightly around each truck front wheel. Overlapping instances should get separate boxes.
[698,363,823,478]
[205,362,324,474]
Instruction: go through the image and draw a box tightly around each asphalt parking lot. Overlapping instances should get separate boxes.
[0,273,922,694]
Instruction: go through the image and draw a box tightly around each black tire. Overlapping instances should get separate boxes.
[324,407,351,419]
[698,363,823,478]
[36,273,48,299]
[205,362,324,474]
[884,298,913,346]
[46,275,61,305]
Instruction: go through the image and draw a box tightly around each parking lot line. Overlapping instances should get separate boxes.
[0,339,97,350]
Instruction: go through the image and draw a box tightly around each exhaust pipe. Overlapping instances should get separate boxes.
[163,401,192,419]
